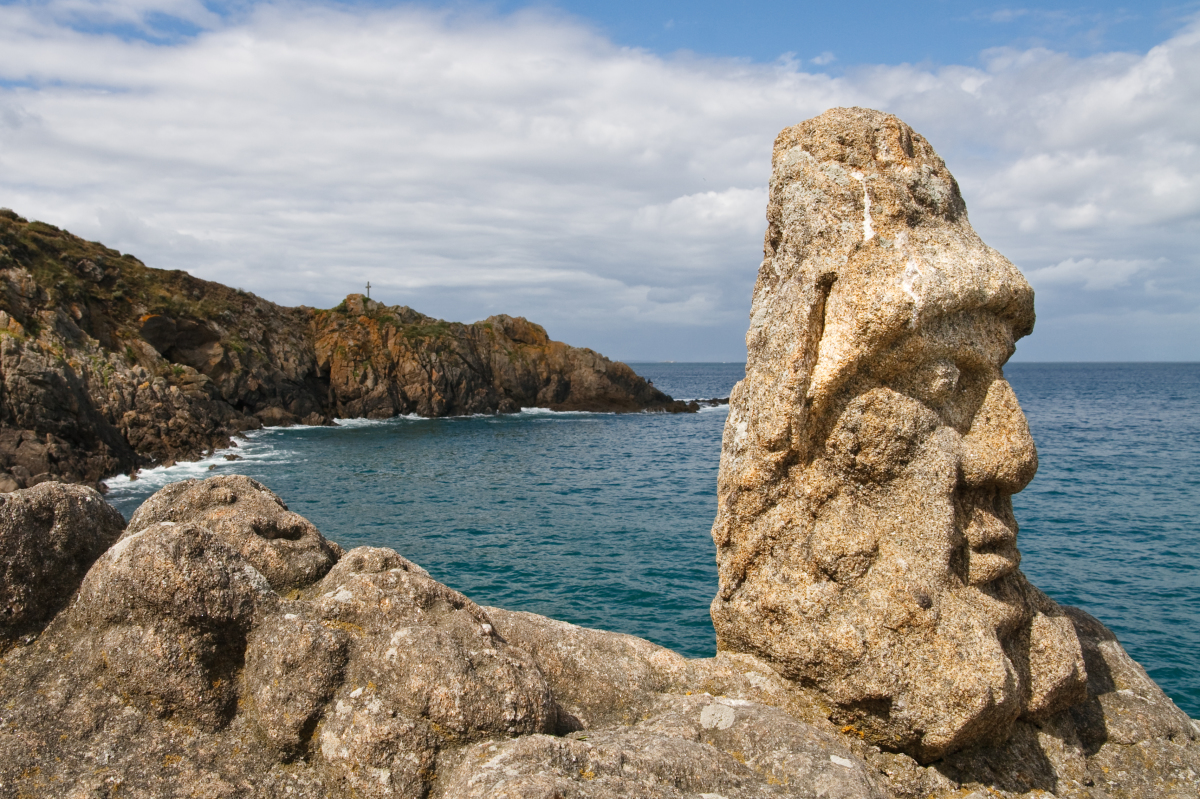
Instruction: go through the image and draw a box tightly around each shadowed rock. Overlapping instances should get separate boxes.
[0,481,124,649]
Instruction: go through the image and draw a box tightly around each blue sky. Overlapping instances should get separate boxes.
[1,0,1198,360]
[502,0,1192,64]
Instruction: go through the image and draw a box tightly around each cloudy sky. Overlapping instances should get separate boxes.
[1,1,1197,361]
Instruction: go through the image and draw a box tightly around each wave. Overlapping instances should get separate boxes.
[102,436,295,496]
[516,407,611,417]
[332,415,423,428]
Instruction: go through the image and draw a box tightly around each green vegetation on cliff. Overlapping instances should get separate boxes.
[0,210,692,489]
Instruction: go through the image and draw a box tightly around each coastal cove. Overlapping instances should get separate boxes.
[103,361,1200,719]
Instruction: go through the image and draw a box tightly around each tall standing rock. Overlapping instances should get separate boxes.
[711,107,1088,761]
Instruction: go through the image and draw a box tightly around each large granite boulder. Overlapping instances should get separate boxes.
[125,474,343,593]
[710,106,1090,761]
[0,481,124,649]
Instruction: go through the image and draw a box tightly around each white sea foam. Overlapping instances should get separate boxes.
[333,416,407,428]
[102,434,295,497]
[517,407,609,416]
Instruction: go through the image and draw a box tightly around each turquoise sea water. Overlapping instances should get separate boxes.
[103,362,1199,718]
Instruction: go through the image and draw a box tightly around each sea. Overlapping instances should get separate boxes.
[103,362,1200,719]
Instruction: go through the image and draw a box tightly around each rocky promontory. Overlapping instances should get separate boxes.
[0,109,1196,798]
[0,212,691,488]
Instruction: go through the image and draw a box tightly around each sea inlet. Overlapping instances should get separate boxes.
[103,362,1200,718]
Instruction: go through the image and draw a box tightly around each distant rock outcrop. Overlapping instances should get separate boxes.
[314,294,686,418]
[0,211,691,488]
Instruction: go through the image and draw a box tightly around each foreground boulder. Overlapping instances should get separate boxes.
[0,481,124,650]
[0,470,1196,797]
[125,474,343,592]
[712,106,1090,761]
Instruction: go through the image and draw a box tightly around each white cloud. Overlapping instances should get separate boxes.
[1026,258,1161,291]
[0,1,1197,361]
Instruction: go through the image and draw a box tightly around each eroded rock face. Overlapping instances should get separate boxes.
[711,107,1088,761]
[125,474,343,592]
[307,547,557,797]
[0,481,124,648]
[0,477,560,798]
[0,469,1194,798]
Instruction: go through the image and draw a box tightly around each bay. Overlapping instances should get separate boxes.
[103,361,1200,718]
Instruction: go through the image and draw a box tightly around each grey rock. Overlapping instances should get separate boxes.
[126,474,342,593]
[67,520,275,729]
[244,608,349,755]
[0,481,124,648]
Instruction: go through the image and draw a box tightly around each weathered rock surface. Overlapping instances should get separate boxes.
[0,479,559,799]
[315,295,691,418]
[711,106,1093,761]
[0,471,1196,798]
[0,481,124,649]
[125,474,343,593]
[0,210,691,489]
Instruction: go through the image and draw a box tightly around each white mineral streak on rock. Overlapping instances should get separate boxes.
[830,755,854,768]
[851,171,874,241]
[902,258,923,304]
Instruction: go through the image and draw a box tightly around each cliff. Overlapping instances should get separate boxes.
[0,210,691,488]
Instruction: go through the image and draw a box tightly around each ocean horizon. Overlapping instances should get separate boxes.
[103,361,1200,719]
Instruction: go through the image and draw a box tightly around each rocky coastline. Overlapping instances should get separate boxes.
[0,109,1196,798]
[0,212,693,490]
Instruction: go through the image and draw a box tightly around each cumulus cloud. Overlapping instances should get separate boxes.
[1027,258,1161,291]
[0,1,1197,360]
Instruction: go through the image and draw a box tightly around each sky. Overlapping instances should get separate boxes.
[1,1,1198,361]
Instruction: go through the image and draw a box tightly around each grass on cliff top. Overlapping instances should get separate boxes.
[0,211,269,333]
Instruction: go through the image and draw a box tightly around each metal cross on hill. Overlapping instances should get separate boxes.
[366,281,371,299]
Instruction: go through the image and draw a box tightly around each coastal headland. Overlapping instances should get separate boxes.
[0,109,1196,798]
[0,214,694,489]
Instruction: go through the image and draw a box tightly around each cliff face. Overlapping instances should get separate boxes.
[313,295,684,418]
[0,210,687,488]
